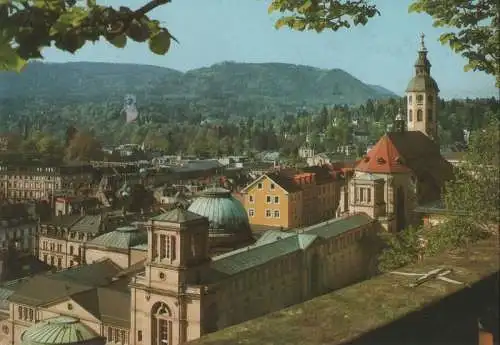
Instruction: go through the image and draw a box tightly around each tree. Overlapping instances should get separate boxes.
[444,118,500,231]
[377,225,424,272]
[65,131,102,161]
[409,0,499,86]
[0,0,176,72]
[2,1,496,85]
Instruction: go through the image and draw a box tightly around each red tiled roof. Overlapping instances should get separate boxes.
[356,135,411,174]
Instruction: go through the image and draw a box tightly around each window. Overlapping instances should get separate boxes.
[408,109,413,122]
[57,258,62,269]
[408,95,412,105]
[257,182,263,189]
[17,306,22,319]
[270,183,275,190]
[427,109,433,122]
[266,195,271,203]
[274,196,280,204]
[69,246,74,255]
[171,236,177,261]
[416,94,424,103]
[428,95,433,103]
[248,209,255,217]
[43,254,47,263]
[265,209,272,218]
[107,327,113,341]
[417,109,423,121]
[248,195,254,203]
[137,331,143,342]
[274,210,280,218]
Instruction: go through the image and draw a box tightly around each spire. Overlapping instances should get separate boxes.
[419,32,427,52]
[394,108,405,133]
[414,33,431,75]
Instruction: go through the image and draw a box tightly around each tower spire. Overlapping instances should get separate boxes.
[420,32,427,52]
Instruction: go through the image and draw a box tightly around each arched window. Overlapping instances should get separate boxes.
[151,302,172,345]
[408,109,413,122]
[417,109,423,121]
[416,94,424,103]
[408,95,412,105]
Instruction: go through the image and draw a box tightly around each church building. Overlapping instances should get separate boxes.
[344,34,454,232]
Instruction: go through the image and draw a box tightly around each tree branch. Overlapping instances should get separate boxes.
[133,0,171,18]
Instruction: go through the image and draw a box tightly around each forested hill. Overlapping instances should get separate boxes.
[0,61,397,105]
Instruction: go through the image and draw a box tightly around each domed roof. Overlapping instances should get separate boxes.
[87,226,147,249]
[406,75,439,92]
[21,316,104,345]
[188,187,250,235]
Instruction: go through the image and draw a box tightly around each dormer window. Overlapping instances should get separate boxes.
[363,156,370,163]
[394,157,404,165]
[376,157,386,165]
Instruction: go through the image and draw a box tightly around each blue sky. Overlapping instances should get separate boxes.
[43,0,498,99]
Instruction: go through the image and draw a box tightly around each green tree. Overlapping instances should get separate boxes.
[377,225,424,272]
[65,131,102,161]
[409,0,499,86]
[444,118,500,231]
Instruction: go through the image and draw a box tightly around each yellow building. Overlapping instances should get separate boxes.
[241,166,343,229]
[1,207,380,345]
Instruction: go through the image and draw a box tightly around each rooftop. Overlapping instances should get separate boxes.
[190,235,499,345]
[21,316,103,345]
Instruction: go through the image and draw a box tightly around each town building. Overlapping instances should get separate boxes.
[0,163,94,202]
[241,166,344,229]
[84,225,147,269]
[37,214,105,270]
[0,204,36,255]
[0,207,380,345]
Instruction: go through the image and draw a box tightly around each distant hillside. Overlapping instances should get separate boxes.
[0,61,397,106]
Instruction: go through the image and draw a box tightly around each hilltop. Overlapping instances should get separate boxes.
[0,61,397,105]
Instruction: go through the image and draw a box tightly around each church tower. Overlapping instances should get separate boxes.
[405,33,440,141]
[129,207,210,345]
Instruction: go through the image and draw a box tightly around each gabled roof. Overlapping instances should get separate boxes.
[241,173,302,194]
[151,207,206,224]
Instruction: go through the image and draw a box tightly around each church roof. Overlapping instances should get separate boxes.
[406,74,439,92]
[151,207,206,224]
[356,131,454,200]
[21,316,102,345]
[356,135,412,174]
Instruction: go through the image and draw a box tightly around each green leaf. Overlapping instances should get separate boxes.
[107,34,127,48]
[298,0,313,13]
[0,43,27,72]
[148,30,171,55]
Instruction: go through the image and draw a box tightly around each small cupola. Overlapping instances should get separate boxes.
[394,108,406,133]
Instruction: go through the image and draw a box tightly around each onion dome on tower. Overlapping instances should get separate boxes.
[188,187,254,252]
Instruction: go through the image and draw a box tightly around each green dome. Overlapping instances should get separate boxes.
[406,75,440,92]
[87,226,147,249]
[21,316,104,345]
[188,188,253,247]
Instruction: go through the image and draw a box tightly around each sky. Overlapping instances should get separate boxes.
[42,0,498,99]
